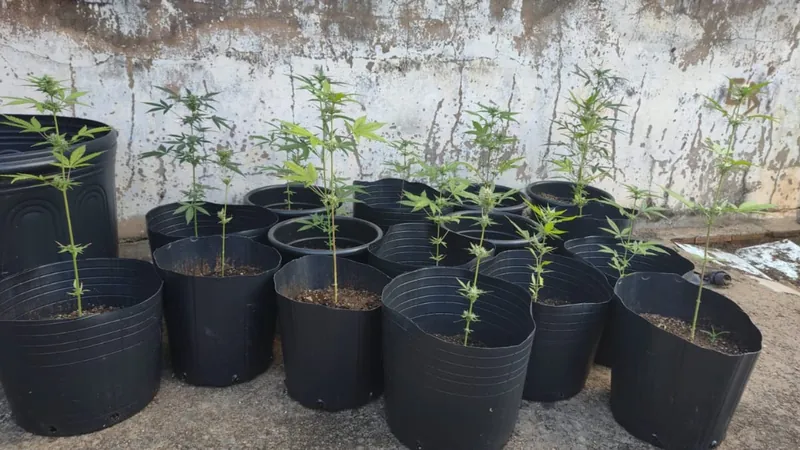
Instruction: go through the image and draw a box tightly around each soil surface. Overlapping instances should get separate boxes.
[540,297,571,306]
[432,333,487,348]
[641,313,743,354]
[50,304,119,320]
[536,192,573,204]
[174,257,262,277]
[295,286,380,310]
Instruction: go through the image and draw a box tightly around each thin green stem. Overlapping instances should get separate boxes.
[191,165,199,237]
[434,222,442,266]
[463,222,487,346]
[62,188,82,316]
[329,145,338,304]
[691,221,713,341]
[221,182,229,277]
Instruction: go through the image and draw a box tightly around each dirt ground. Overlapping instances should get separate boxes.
[0,219,798,449]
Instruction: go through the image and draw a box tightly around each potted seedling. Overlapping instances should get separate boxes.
[564,186,695,366]
[143,86,277,254]
[443,104,537,252]
[479,202,612,401]
[246,120,327,221]
[152,148,283,386]
[354,139,442,231]
[611,79,768,449]
[526,66,627,242]
[0,76,163,435]
[269,70,390,411]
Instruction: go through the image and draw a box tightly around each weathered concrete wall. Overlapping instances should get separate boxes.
[0,0,798,237]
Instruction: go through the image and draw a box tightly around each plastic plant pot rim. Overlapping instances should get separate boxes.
[145,202,278,230]
[0,257,163,324]
[267,215,384,257]
[381,265,536,350]
[243,183,328,207]
[524,180,614,205]
[274,254,387,313]
[443,210,536,246]
[152,235,282,279]
[614,272,763,358]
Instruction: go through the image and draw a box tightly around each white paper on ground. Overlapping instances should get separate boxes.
[674,243,772,278]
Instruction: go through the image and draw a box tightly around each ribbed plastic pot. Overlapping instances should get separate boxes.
[267,215,383,264]
[153,235,282,387]
[243,183,327,222]
[612,273,762,449]
[381,267,535,450]
[0,258,163,436]
[481,250,612,401]
[145,202,278,255]
[565,236,695,367]
[524,180,613,211]
[0,115,118,279]
[458,183,528,215]
[353,178,446,231]
[368,222,496,278]
[274,255,390,410]
[442,211,537,253]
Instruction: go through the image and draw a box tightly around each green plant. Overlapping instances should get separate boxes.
[665,79,775,341]
[597,185,668,277]
[551,66,626,215]
[465,104,523,187]
[252,120,313,210]
[277,70,384,304]
[511,202,575,303]
[700,325,730,344]
[214,148,242,277]
[1,75,110,317]
[141,87,231,237]
[383,139,421,180]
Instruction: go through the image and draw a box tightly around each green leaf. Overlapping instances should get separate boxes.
[663,187,696,209]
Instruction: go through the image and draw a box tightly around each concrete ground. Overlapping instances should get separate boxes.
[1,218,799,449]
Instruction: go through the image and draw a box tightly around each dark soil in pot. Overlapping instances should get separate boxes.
[353,178,446,231]
[243,183,327,222]
[381,266,535,450]
[368,222,496,277]
[612,273,762,449]
[458,183,528,215]
[565,236,695,367]
[145,202,279,254]
[153,235,282,387]
[442,210,537,253]
[267,215,383,264]
[274,255,391,411]
[524,180,613,210]
[0,258,163,436]
[482,250,612,401]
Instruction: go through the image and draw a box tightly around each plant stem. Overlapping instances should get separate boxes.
[221,183,229,277]
[434,222,442,266]
[284,184,293,210]
[328,145,339,304]
[463,223,487,346]
[62,188,83,316]
[691,220,713,341]
[192,164,199,237]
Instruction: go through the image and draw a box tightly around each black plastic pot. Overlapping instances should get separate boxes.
[243,183,327,222]
[381,267,535,450]
[267,215,383,264]
[612,273,762,449]
[145,202,278,255]
[274,255,390,410]
[442,211,537,253]
[0,258,163,436]
[0,115,118,279]
[152,235,282,387]
[524,180,613,210]
[458,183,528,215]
[368,222,497,278]
[481,250,612,401]
[354,178,446,231]
[564,236,696,367]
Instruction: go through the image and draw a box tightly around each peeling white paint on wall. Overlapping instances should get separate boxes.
[0,0,798,237]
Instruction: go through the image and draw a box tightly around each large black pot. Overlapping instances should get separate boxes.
[482,250,612,401]
[612,273,762,449]
[565,236,695,367]
[381,267,535,450]
[153,235,282,386]
[524,180,613,210]
[354,178,446,231]
[267,215,383,264]
[368,222,496,278]
[145,202,278,255]
[0,115,118,279]
[458,183,528,215]
[442,211,537,253]
[0,258,163,436]
[243,183,327,222]
[274,255,391,410]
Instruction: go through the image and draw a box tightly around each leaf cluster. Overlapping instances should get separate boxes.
[465,103,523,186]
[383,139,422,180]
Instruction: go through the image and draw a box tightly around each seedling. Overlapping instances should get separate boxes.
[252,120,313,210]
[215,148,243,277]
[700,326,730,344]
[465,103,523,187]
[383,139,421,180]
[142,87,231,237]
[551,66,626,215]
[278,70,384,304]
[597,185,668,277]
[512,202,575,303]
[1,75,110,317]
[665,79,774,341]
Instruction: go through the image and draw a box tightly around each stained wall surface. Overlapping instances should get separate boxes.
[0,0,798,237]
